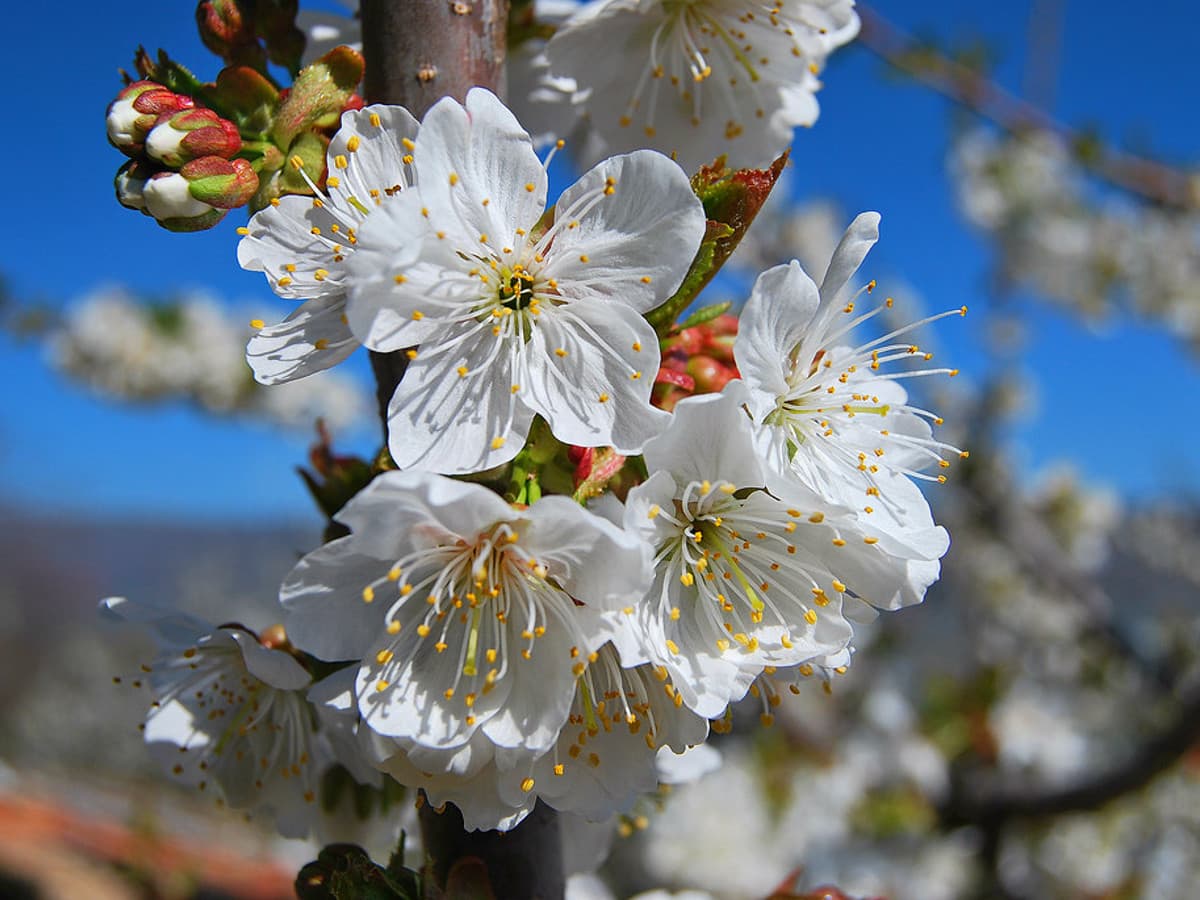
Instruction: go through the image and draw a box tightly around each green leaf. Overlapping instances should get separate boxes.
[646,152,788,334]
[677,300,733,330]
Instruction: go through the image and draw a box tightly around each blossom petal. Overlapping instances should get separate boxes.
[542,150,706,313]
[414,88,548,249]
[525,302,668,453]
[246,296,358,384]
[819,210,880,309]
[387,330,536,473]
[735,260,822,414]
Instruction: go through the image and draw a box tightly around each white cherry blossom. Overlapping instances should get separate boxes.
[100,596,324,837]
[279,470,653,762]
[546,0,860,172]
[734,212,958,598]
[237,104,420,384]
[624,387,929,718]
[345,88,705,475]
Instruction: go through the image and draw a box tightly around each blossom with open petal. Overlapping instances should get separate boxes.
[624,387,936,718]
[100,596,324,837]
[734,212,959,605]
[280,469,653,761]
[345,88,705,475]
[546,0,859,172]
[365,639,707,830]
[237,104,419,384]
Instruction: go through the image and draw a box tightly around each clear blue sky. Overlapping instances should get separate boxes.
[2,1,1197,523]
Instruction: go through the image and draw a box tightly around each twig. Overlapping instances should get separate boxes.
[856,5,1198,211]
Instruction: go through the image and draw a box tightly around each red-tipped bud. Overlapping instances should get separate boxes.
[181,156,259,209]
[568,446,595,486]
[674,326,705,356]
[196,0,266,68]
[145,108,242,167]
[142,170,226,232]
[343,93,365,113]
[106,81,194,156]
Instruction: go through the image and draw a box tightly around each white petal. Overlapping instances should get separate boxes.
[640,389,766,489]
[246,296,358,384]
[414,88,548,249]
[230,630,313,690]
[387,332,535,474]
[525,302,667,453]
[734,260,821,413]
[819,211,880,309]
[281,540,391,661]
[237,195,351,301]
[519,497,653,612]
[543,151,705,313]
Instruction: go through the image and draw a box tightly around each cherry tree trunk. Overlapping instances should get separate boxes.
[358,2,565,898]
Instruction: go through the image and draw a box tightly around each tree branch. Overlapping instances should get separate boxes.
[856,4,1198,211]
[360,0,510,433]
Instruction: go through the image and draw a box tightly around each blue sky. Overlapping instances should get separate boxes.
[1,1,1197,523]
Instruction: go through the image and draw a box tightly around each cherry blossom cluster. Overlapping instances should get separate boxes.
[105,78,963,840]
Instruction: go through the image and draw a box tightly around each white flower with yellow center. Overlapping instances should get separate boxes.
[280,470,653,760]
[734,212,959,603]
[369,641,707,830]
[236,104,420,384]
[100,597,324,838]
[625,387,934,718]
[344,88,706,475]
[546,0,859,172]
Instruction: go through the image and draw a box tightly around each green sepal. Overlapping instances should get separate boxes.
[646,152,788,335]
[676,300,733,331]
[132,47,208,102]
[295,843,421,900]
[279,131,330,195]
[213,65,280,135]
[272,45,365,149]
[645,221,730,333]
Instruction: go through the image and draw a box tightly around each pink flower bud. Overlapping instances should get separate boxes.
[106,81,193,156]
[145,108,242,168]
[181,156,259,209]
[143,171,226,232]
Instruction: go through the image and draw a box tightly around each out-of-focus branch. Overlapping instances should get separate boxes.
[856,5,1199,211]
[939,675,1200,828]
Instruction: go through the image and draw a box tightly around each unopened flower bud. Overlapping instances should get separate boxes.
[106,80,194,156]
[114,160,152,211]
[196,0,266,69]
[686,354,737,393]
[143,171,226,231]
[145,108,242,168]
[180,156,259,209]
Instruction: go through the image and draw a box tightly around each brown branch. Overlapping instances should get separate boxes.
[939,676,1200,828]
[357,5,563,898]
[856,5,1198,211]
[360,0,510,433]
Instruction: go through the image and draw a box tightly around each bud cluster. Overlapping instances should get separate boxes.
[104,3,365,232]
[654,313,740,411]
[109,80,258,232]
